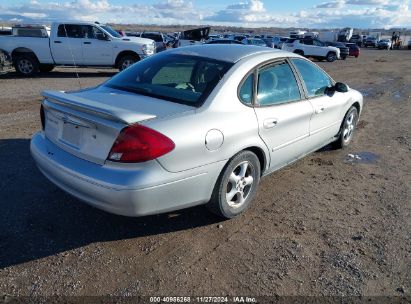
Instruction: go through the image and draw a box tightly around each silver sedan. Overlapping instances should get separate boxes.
[30,45,363,219]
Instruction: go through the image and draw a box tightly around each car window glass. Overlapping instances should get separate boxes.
[257,62,301,106]
[292,58,333,97]
[57,24,84,38]
[105,54,233,106]
[89,26,105,39]
[313,40,323,46]
[239,73,254,105]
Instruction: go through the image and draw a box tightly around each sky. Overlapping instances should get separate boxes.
[0,0,410,29]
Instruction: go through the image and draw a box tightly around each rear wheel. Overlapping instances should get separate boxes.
[333,106,359,149]
[117,54,139,71]
[13,54,39,76]
[207,151,260,219]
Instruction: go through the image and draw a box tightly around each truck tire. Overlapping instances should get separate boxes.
[39,64,55,73]
[117,54,139,71]
[326,52,337,62]
[13,54,39,76]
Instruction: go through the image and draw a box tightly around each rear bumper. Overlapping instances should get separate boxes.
[30,132,224,216]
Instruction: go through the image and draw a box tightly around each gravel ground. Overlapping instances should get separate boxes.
[0,49,410,300]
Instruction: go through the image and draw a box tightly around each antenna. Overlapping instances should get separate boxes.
[62,24,81,89]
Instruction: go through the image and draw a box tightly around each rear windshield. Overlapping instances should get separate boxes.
[104,54,233,106]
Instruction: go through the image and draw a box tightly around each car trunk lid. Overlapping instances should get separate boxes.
[42,87,194,165]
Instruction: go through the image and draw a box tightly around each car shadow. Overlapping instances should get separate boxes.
[0,138,220,269]
[0,70,117,80]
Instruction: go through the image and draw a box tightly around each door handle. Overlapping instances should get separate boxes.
[54,41,62,43]
[315,106,325,114]
[83,41,91,44]
[263,118,278,129]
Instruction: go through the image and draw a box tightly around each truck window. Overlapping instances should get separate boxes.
[57,24,84,38]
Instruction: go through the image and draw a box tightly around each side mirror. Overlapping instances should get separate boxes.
[335,82,349,93]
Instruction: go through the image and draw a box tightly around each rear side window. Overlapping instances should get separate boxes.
[239,73,254,105]
[292,58,333,97]
[57,24,84,38]
[256,62,301,106]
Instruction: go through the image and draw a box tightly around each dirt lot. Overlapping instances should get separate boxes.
[0,49,410,300]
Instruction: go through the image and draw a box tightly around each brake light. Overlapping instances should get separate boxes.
[108,124,175,163]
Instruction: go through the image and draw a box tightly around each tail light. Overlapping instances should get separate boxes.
[40,104,45,130]
[108,124,175,163]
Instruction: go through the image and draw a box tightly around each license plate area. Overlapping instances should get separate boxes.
[61,122,82,148]
[45,109,94,151]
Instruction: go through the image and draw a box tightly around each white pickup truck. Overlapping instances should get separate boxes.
[0,22,156,76]
[282,38,340,62]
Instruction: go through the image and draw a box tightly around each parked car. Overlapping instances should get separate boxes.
[206,39,243,45]
[349,34,363,47]
[30,45,363,219]
[282,38,340,62]
[408,39,411,50]
[364,37,378,48]
[377,39,392,50]
[345,43,360,58]
[178,27,210,47]
[262,38,274,48]
[0,22,156,76]
[272,36,289,49]
[234,35,247,42]
[0,26,12,36]
[140,32,167,52]
[241,38,267,47]
[324,41,349,60]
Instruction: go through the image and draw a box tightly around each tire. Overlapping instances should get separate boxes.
[207,151,261,219]
[117,54,139,71]
[333,106,359,149]
[39,64,55,73]
[326,52,337,62]
[341,55,347,60]
[13,54,39,76]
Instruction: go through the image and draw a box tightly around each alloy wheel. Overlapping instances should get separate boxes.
[226,161,254,208]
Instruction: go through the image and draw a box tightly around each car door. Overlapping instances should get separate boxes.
[251,60,313,171]
[291,58,347,149]
[81,25,113,65]
[51,24,84,65]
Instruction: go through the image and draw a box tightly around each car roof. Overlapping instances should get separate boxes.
[166,45,283,63]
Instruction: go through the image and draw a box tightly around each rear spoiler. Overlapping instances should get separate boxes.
[42,90,156,125]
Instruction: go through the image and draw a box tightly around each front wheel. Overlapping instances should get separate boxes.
[326,52,337,62]
[117,55,139,71]
[207,151,261,219]
[333,106,359,149]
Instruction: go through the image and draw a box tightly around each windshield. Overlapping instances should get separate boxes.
[101,25,121,38]
[104,54,233,106]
